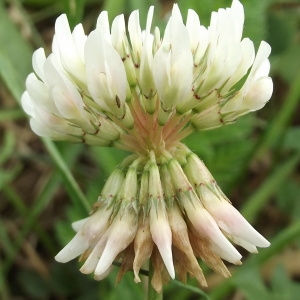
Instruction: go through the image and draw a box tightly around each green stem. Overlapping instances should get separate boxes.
[42,138,90,213]
[147,262,163,300]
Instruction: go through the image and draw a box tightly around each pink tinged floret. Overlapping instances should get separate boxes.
[182,194,242,265]
[168,152,241,265]
[199,186,270,249]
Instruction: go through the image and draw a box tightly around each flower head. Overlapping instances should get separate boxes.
[22,0,272,293]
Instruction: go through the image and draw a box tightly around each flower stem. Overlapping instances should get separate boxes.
[147,262,163,300]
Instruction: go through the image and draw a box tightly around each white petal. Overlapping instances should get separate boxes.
[51,85,82,119]
[153,15,193,110]
[149,204,175,279]
[230,0,244,41]
[229,236,258,253]
[33,107,81,136]
[72,218,89,232]
[21,91,35,117]
[32,48,46,82]
[138,7,155,97]
[72,23,87,62]
[111,14,127,57]
[85,30,127,116]
[171,4,183,23]
[26,76,57,115]
[217,205,270,248]
[243,76,273,111]
[128,9,142,62]
[94,212,137,276]
[96,11,111,43]
[55,232,90,263]
[29,117,80,141]
[80,235,107,274]
[54,14,85,83]
[221,38,255,93]
[94,266,114,281]
[249,41,271,80]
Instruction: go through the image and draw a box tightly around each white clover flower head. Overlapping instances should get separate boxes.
[22,0,272,293]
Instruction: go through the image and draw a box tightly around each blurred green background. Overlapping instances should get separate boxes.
[1,0,300,299]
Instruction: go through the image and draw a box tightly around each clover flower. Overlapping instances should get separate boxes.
[21,0,272,292]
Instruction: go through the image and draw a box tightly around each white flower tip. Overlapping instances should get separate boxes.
[71,217,88,232]
[260,40,272,56]
[134,271,142,283]
[21,91,34,117]
[151,229,175,279]
[232,0,244,12]
[55,14,69,29]
[80,265,92,274]
[257,237,271,248]
[94,247,115,277]
[171,3,183,22]
[94,266,113,281]
[160,246,175,279]
[94,217,137,277]
[55,233,88,263]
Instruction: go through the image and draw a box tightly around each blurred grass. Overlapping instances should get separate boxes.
[1,0,300,299]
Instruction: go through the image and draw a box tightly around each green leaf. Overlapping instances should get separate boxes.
[17,269,50,299]
[233,266,270,300]
[275,178,300,221]
[271,265,300,300]
[282,127,300,151]
[0,3,33,99]
[276,45,300,83]
[267,11,294,55]
[0,131,15,166]
[0,167,21,190]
